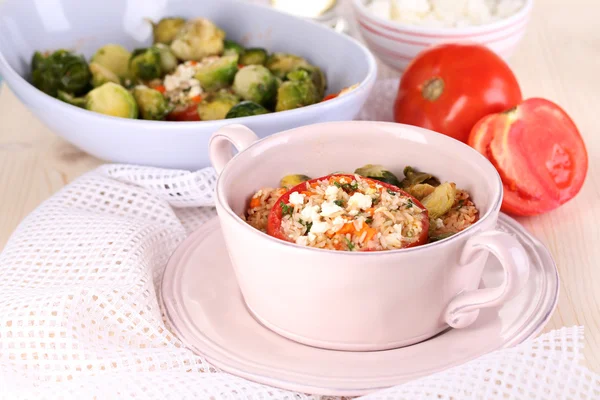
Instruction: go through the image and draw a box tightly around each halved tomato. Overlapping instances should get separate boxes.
[166,103,201,121]
[266,174,429,249]
[469,98,588,216]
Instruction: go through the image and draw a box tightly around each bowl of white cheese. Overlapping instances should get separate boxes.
[352,0,533,71]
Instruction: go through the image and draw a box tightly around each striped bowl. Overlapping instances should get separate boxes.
[352,0,534,71]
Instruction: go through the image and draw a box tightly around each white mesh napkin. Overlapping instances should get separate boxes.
[1,80,600,399]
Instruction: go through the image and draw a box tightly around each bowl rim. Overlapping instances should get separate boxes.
[216,120,504,256]
[0,0,378,129]
[351,0,534,37]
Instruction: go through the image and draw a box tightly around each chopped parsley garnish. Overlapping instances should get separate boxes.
[372,197,380,205]
[387,189,396,196]
[365,217,373,224]
[305,221,313,234]
[334,199,344,207]
[339,182,359,192]
[344,237,355,251]
[280,201,293,216]
[406,199,414,208]
[333,181,342,188]
[456,200,465,209]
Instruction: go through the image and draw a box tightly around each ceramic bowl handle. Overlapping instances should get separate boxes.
[209,124,259,174]
[443,230,530,329]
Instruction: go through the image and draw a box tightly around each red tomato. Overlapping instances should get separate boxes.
[469,98,588,216]
[322,93,338,102]
[394,43,522,143]
[266,174,429,250]
[166,104,200,121]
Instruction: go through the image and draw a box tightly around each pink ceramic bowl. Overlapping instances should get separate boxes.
[352,0,534,71]
[209,121,530,351]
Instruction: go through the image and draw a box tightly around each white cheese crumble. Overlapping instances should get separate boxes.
[295,236,309,246]
[310,221,330,234]
[162,59,216,106]
[368,0,525,27]
[348,192,373,210]
[332,216,346,227]
[289,192,306,206]
[320,201,344,217]
[300,205,321,223]
[325,185,340,201]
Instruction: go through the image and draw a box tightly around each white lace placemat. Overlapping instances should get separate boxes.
[1,80,600,399]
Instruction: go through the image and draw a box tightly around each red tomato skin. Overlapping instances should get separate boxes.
[166,104,201,121]
[394,43,522,144]
[468,98,588,216]
[266,174,429,249]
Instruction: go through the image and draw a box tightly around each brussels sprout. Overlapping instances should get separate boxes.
[239,48,268,66]
[154,43,178,74]
[57,90,86,108]
[232,65,277,107]
[225,100,269,119]
[197,90,240,120]
[170,18,225,61]
[297,65,327,98]
[89,62,120,87]
[150,17,186,44]
[132,85,170,120]
[400,166,441,189]
[280,174,311,189]
[90,44,131,79]
[275,70,320,112]
[421,182,457,220]
[407,183,436,200]
[86,82,138,119]
[265,52,310,79]
[194,55,239,92]
[223,39,245,56]
[354,164,402,187]
[129,47,163,81]
[429,232,455,242]
[31,50,91,97]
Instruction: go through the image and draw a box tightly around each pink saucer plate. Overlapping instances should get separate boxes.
[161,214,558,397]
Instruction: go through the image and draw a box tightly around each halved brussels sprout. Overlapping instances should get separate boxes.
[197,90,240,120]
[240,48,268,66]
[421,182,457,220]
[280,174,311,189]
[154,43,178,74]
[275,70,320,111]
[132,85,170,120]
[407,183,436,200]
[170,18,225,61]
[129,47,163,81]
[400,166,441,189]
[354,164,402,187]
[265,52,310,79]
[86,82,138,119]
[223,40,245,56]
[31,50,91,97]
[225,100,269,119]
[57,90,86,108]
[297,65,326,99]
[90,44,131,79]
[89,62,120,87]
[194,55,239,92]
[232,65,277,107]
[150,17,186,44]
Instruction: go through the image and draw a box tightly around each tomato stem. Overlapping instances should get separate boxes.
[422,77,444,101]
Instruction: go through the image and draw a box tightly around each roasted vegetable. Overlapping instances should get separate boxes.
[240,48,268,66]
[129,47,163,81]
[90,44,131,79]
[132,85,170,120]
[400,166,441,188]
[354,164,402,187]
[57,90,86,108]
[225,100,269,119]
[194,55,239,92]
[407,183,436,200]
[421,182,457,220]
[150,17,186,44]
[31,50,91,97]
[265,52,310,79]
[170,18,225,61]
[155,43,178,74]
[232,65,277,107]
[223,40,245,56]
[197,90,240,120]
[280,174,311,188]
[275,69,320,111]
[298,65,327,98]
[86,82,138,119]
[89,62,120,87]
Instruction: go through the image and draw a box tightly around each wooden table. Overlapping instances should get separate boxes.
[1,0,599,371]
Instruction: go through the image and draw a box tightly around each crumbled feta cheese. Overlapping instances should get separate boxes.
[348,210,359,216]
[300,205,321,222]
[325,185,340,200]
[384,232,403,247]
[308,232,317,242]
[332,216,346,227]
[310,221,330,234]
[435,218,444,229]
[348,192,373,210]
[296,236,309,246]
[320,201,344,217]
[289,192,306,206]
